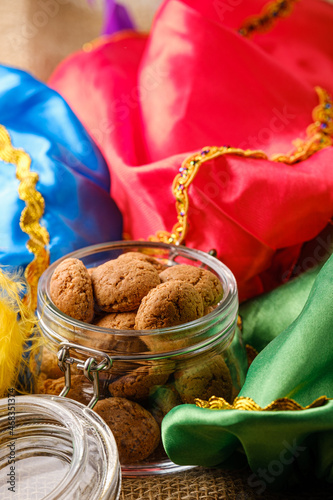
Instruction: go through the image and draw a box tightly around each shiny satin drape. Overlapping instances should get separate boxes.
[162,253,333,489]
[0,66,123,271]
[49,0,333,302]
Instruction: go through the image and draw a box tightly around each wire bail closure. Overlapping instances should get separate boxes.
[57,342,113,409]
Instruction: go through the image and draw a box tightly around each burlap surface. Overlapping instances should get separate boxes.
[121,467,333,500]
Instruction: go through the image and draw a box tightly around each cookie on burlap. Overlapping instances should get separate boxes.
[135,280,204,330]
[91,259,160,312]
[117,251,167,272]
[39,347,63,379]
[93,312,147,354]
[37,375,92,406]
[50,258,94,322]
[108,361,174,401]
[174,355,233,404]
[93,397,160,463]
[159,264,223,308]
[39,347,80,378]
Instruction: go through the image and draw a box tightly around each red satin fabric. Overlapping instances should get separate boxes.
[49,0,333,302]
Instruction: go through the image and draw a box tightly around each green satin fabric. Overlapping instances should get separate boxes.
[239,264,322,352]
[162,255,333,489]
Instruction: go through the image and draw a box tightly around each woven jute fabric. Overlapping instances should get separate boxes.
[121,467,333,500]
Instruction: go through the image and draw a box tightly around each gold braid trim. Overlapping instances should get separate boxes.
[0,125,50,311]
[239,0,299,38]
[149,87,333,246]
[149,147,267,245]
[195,395,329,411]
[272,87,333,164]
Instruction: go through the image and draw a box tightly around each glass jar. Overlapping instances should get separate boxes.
[37,241,248,475]
[0,395,121,499]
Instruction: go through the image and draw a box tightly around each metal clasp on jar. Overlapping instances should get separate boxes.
[57,342,113,409]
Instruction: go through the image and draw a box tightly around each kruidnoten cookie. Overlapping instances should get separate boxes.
[91,259,160,312]
[39,347,64,379]
[38,375,92,405]
[117,251,167,272]
[174,355,233,404]
[93,397,160,463]
[95,311,137,330]
[135,280,204,330]
[108,362,174,401]
[50,258,94,322]
[159,264,223,308]
[92,312,147,354]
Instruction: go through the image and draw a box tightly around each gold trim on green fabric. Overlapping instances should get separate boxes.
[195,395,329,411]
[0,125,50,311]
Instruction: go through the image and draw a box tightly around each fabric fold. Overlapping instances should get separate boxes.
[162,254,333,488]
[49,0,333,302]
[0,66,123,271]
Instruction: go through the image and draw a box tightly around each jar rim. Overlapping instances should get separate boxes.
[0,395,121,499]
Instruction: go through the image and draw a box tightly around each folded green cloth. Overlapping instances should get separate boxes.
[240,264,323,352]
[162,254,333,490]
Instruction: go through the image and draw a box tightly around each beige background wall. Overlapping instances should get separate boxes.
[0,0,162,82]
[119,0,163,31]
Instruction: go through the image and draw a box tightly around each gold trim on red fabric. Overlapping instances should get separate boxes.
[239,0,299,38]
[150,87,333,246]
[272,87,333,164]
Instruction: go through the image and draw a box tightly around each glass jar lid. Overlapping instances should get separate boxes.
[0,395,121,500]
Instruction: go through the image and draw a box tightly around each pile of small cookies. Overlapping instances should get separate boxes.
[49,251,224,329]
[38,252,232,465]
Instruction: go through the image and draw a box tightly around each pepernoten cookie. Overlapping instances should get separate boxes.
[39,347,64,380]
[95,311,137,330]
[93,397,160,463]
[108,362,174,401]
[50,258,94,322]
[117,251,167,272]
[174,354,233,404]
[135,280,204,330]
[93,312,147,354]
[37,375,92,406]
[159,264,223,308]
[91,259,160,312]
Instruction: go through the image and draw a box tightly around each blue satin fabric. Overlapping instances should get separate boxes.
[0,66,123,269]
